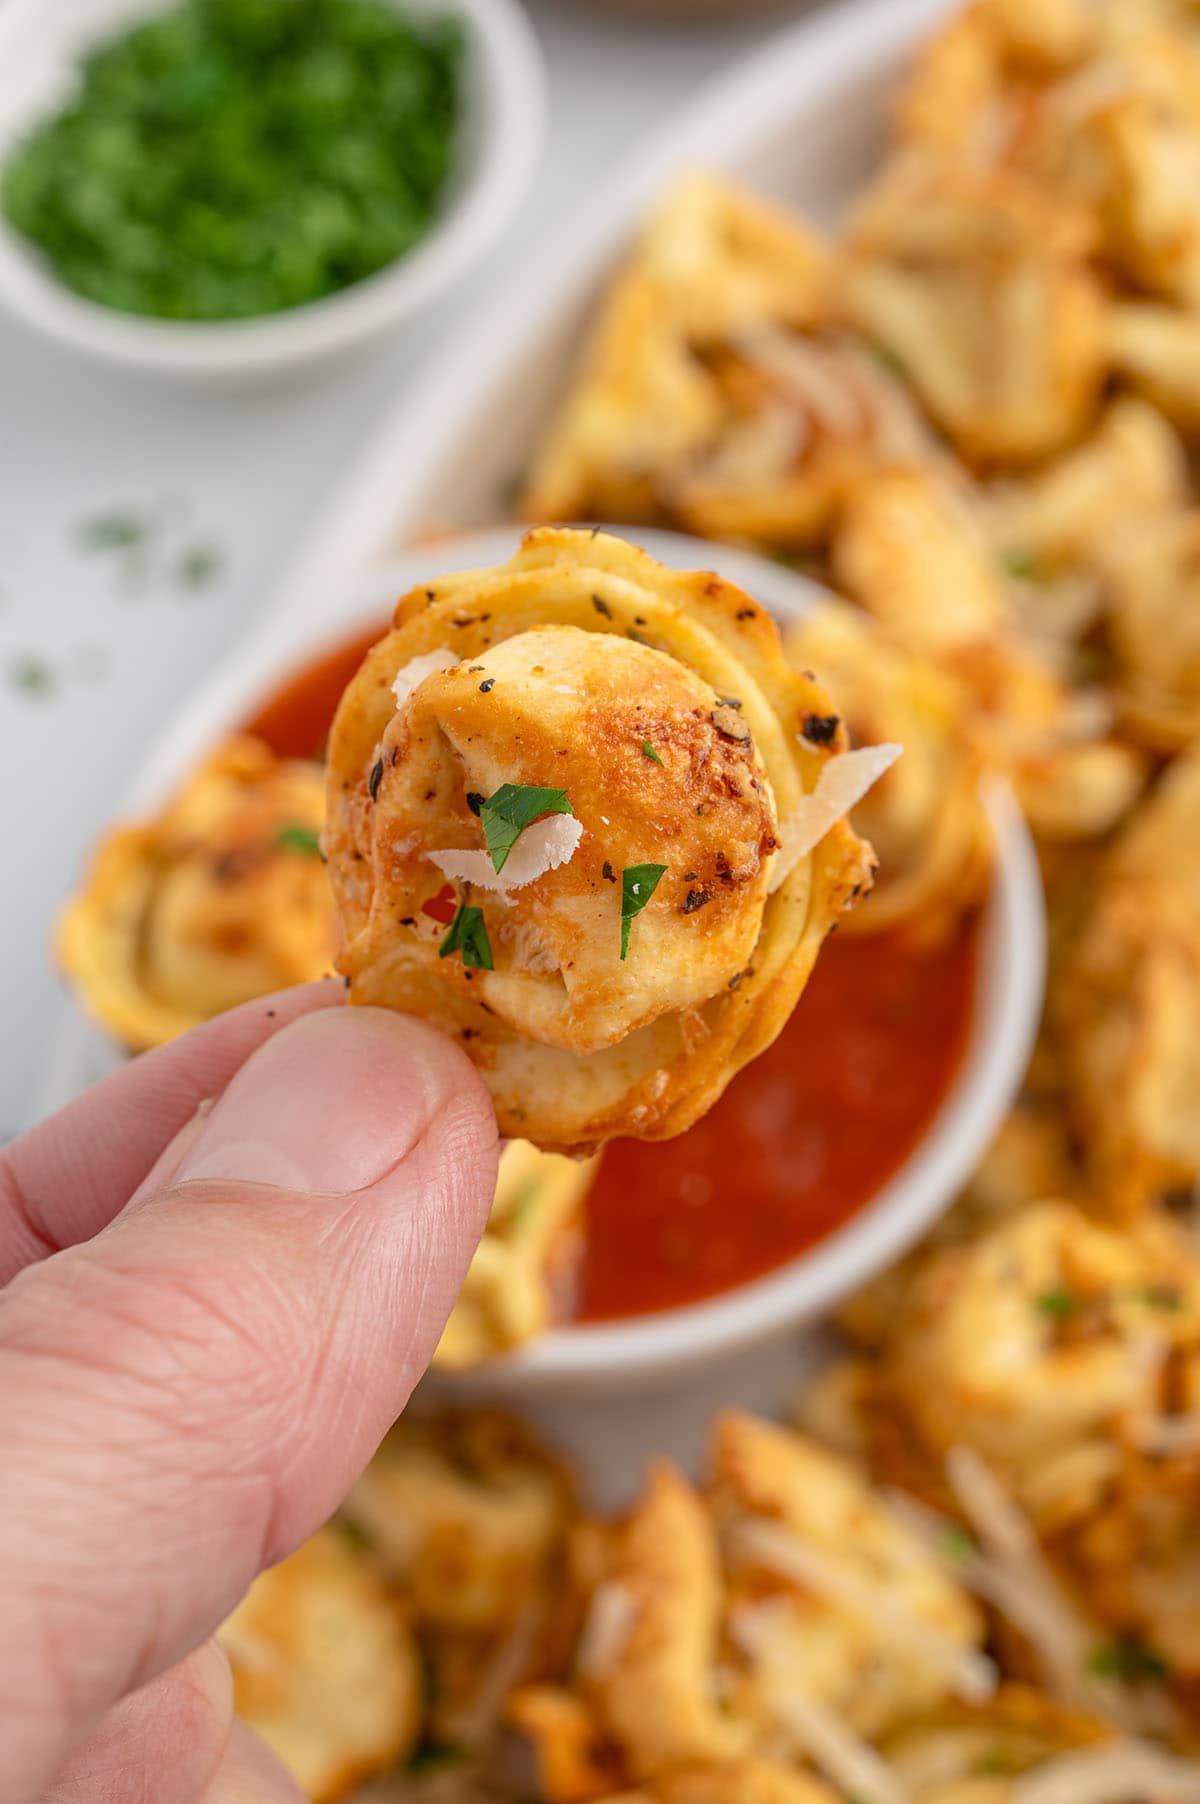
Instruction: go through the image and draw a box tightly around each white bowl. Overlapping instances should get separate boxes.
[49,525,1044,1398]
[0,0,546,379]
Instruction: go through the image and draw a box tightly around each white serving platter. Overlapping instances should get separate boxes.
[36,0,1042,1506]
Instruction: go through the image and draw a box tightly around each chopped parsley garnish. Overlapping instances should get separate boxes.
[1139,1283,1183,1312]
[438,904,492,971]
[1087,1638,1169,1684]
[9,654,56,698]
[620,863,667,960]
[177,542,223,590]
[275,822,322,858]
[939,1524,977,1566]
[642,740,665,767]
[1001,548,1040,581]
[2,0,463,322]
[407,1741,469,1775]
[479,783,572,874]
[1035,1287,1081,1320]
[76,509,152,552]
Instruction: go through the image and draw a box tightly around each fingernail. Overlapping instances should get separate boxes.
[175,1008,457,1194]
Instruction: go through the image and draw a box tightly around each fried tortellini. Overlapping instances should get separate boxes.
[435,1138,595,1370]
[325,528,881,1154]
[784,601,992,946]
[521,173,943,554]
[58,736,334,1050]
[831,469,1147,843]
[1058,745,1200,1215]
[218,1524,423,1802]
[844,161,1106,467]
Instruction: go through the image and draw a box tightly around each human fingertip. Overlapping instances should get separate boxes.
[172,1006,497,1197]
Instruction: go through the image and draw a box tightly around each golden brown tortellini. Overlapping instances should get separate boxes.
[1100,509,1200,749]
[434,1138,596,1370]
[844,160,1107,467]
[217,1524,422,1802]
[831,468,1147,843]
[325,529,881,1155]
[520,172,947,556]
[1058,745,1200,1214]
[59,737,334,1050]
[784,601,991,947]
[520,173,835,530]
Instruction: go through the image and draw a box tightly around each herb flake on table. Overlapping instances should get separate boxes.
[7,654,57,699]
[438,904,493,970]
[620,863,667,959]
[480,784,572,874]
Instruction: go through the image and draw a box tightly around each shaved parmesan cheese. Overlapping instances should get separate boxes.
[577,1581,638,1679]
[739,329,868,439]
[733,1517,996,1704]
[1127,1412,1200,1457]
[944,1448,1113,1719]
[1013,1741,1200,1804]
[428,814,584,894]
[731,1601,909,1804]
[770,742,902,892]
[391,648,456,707]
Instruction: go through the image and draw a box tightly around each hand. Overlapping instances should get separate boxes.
[0,983,498,1803]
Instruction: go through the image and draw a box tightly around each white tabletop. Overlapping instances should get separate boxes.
[0,0,795,1135]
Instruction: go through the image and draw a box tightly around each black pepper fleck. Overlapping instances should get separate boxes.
[468,665,486,672]
[683,889,712,913]
[804,712,840,744]
[601,860,617,883]
[479,678,496,693]
[737,607,756,620]
[467,792,484,815]
[592,594,612,618]
[369,758,384,802]
[399,916,416,926]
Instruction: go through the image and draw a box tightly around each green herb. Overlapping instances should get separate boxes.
[620,863,667,959]
[1035,1287,1081,1320]
[939,1524,977,1566]
[76,509,152,553]
[8,654,56,698]
[407,1741,469,1776]
[870,341,907,378]
[1138,1283,1183,1312]
[2,0,463,322]
[177,542,223,590]
[642,740,665,767]
[1001,549,1040,581]
[972,1750,1021,1777]
[508,1180,541,1229]
[479,783,572,874]
[438,904,492,971]
[1087,1638,1169,1684]
[275,822,322,858]
[333,1514,371,1553]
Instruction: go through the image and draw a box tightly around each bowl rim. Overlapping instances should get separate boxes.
[104,523,1046,1390]
[0,0,547,375]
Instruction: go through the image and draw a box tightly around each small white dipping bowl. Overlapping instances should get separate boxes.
[91,526,1045,1393]
[0,0,546,379]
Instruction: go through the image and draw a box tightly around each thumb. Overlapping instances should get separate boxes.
[0,1007,498,1804]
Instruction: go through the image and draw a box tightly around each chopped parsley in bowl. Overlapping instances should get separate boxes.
[1,0,464,322]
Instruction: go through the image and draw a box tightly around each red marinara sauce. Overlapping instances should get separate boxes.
[573,918,979,1322]
[244,624,385,760]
